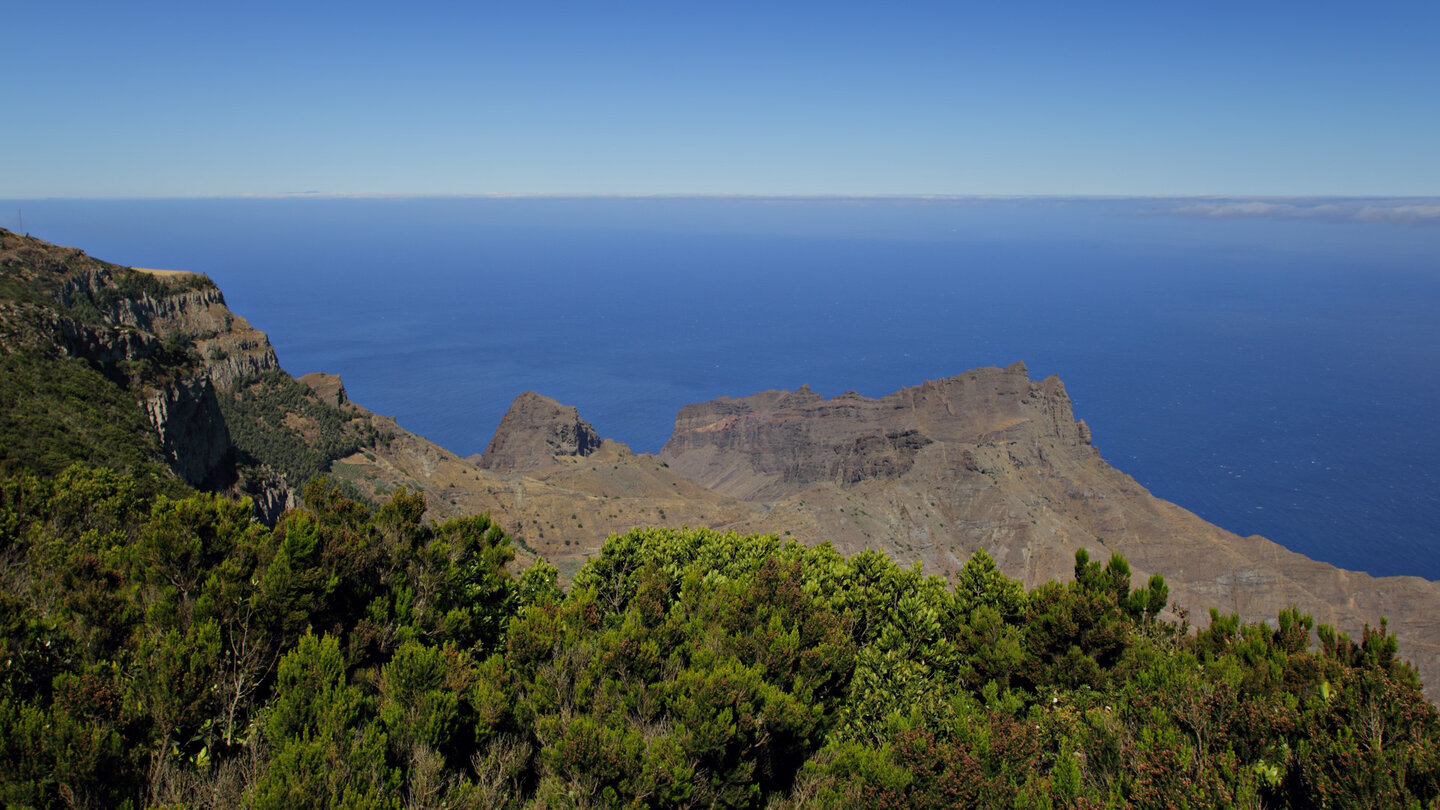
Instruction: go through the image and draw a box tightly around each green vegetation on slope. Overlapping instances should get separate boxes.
[0,353,185,497]
[217,369,388,489]
[0,230,203,492]
[1,467,1435,808]
[2,228,392,516]
[2,229,1436,807]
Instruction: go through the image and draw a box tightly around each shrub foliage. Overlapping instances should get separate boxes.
[1,467,1436,808]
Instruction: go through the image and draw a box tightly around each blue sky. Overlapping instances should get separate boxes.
[7,1,1438,198]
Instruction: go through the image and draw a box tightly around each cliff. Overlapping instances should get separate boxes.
[655,365,1440,700]
[0,230,364,514]
[109,281,280,390]
[658,363,1085,500]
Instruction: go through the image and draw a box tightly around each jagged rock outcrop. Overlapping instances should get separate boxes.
[0,299,160,365]
[30,247,281,391]
[660,362,1086,499]
[478,392,604,473]
[242,467,301,524]
[107,284,280,390]
[117,276,283,490]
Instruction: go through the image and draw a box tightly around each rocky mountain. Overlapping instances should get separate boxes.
[5,227,1439,702]
[652,367,1440,693]
[336,365,1440,702]
[475,392,605,472]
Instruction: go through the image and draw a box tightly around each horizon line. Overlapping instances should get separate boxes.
[5,192,1440,202]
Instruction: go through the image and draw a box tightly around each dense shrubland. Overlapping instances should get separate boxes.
[217,369,385,488]
[0,353,186,497]
[1,467,1436,808]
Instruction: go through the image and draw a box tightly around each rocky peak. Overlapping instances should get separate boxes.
[658,363,1091,500]
[477,392,604,473]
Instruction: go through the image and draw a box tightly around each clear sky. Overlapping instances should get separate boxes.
[7,1,1438,198]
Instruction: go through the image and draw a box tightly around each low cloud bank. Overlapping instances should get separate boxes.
[1167,199,1440,225]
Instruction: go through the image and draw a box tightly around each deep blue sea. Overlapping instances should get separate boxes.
[6,196,1438,580]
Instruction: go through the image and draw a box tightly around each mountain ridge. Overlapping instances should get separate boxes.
[3,227,1437,702]
[433,367,1440,701]
[325,354,1440,700]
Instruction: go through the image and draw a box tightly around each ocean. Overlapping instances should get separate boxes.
[6,196,1438,580]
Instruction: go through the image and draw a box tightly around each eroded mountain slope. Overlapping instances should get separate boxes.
[337,365,1440,699]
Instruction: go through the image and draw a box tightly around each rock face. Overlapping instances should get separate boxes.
[117,285,279,485]
[478,392,604,472]
[244,467,301,524]
[660,362,1085,499]
[0,230,285,502]
[38,260,282,392]
[141,376,231,488]
[107,284,280,391]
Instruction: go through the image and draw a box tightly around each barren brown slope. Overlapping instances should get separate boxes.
[321,362,1440,699]
[330,397,762,581]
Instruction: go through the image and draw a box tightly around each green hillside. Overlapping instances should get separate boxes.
[0,232,198,497]
[0,351,182,496]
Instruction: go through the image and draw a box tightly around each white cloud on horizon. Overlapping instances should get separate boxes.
[1168,199,1440,225]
